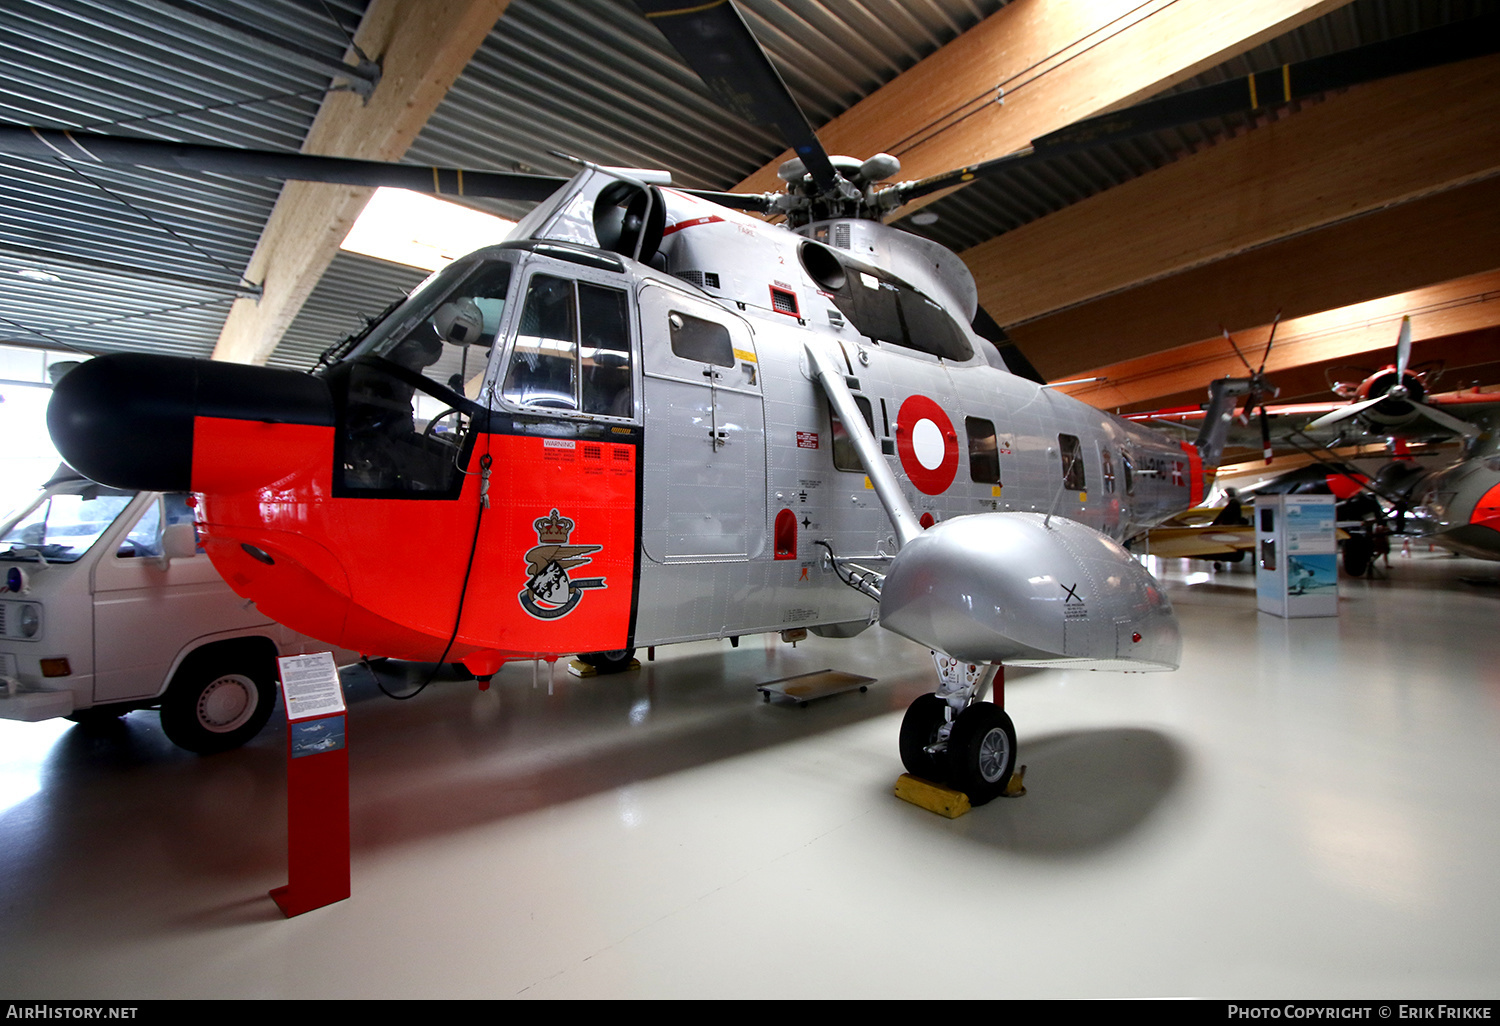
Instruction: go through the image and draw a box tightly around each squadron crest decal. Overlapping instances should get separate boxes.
[519,509,607,620]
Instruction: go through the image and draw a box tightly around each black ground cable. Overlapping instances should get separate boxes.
[369,450,492,701]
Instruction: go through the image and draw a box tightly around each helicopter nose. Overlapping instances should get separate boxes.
[47,353,333,493]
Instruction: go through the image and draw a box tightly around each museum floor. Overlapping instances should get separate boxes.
[2,549,1498,1000]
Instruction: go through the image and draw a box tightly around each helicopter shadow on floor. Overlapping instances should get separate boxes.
[901,725,1190,857]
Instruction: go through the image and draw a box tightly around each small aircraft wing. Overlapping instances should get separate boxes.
[1142,524,1258,560]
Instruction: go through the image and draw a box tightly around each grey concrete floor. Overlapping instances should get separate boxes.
[2,550,1499,999]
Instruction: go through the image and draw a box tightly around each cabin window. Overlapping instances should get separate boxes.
[966,417,1001,484]
[503,274,633,417]
[369,260,511,409]
[1100,447,1116,494]
[829,396,875,473]
[117,497,160,558]
[668,310,735,367]
[1058,434,1086,491]
[1121,450,1135,496]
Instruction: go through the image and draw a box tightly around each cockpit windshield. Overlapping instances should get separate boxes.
[0,481,134,564]
[326,253,516,497]
[344,255,514,403]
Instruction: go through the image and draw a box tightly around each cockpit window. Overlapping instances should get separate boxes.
[505,273,577,409]
[0,483,134,564]
[329,260,512,497]
[366,261,513,405]
[502,274,633,418]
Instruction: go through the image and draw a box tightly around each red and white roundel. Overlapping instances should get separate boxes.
[896,395,958,495]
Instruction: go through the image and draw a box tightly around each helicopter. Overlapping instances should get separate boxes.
[37,1,1491,802]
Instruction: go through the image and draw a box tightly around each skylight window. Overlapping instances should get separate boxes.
[340,188,516,271]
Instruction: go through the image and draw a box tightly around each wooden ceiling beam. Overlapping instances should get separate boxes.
[731,0,1350,201]
[1009,174,1500,380]
[212,0,510,365]
[967,53,1500,331]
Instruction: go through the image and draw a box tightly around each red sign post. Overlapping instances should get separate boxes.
[270,652,350,917]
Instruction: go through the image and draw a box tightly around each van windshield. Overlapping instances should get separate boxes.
[0,482,134,564]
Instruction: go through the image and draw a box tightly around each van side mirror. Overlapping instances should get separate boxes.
[161,522,197,562]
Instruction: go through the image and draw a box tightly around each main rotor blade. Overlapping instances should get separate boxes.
[1259,310,1282,376]
[634,0,839,195]
[0,125,567,201]
[676,187,774,213]
[898,13,1500,203]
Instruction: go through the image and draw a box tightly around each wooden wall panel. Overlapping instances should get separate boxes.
[1056,269,1500,412]
[1008,175,1500,380]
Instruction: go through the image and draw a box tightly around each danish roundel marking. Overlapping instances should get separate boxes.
[896,395,958,495]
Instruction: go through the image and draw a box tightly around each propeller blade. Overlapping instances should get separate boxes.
[897,13,1500,204]
[1260,406,1273,464]
[1411,401,1481,439]
[0,124,566,201]
[634,0,839,196]
[1303,395,1387,433]
[1395,315,1412,380]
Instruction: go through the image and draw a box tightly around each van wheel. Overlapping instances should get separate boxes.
[160,658,276,755]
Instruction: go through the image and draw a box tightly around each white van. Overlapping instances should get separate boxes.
[0,470,354,753]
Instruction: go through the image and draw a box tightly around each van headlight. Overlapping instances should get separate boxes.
[19,604,40,638]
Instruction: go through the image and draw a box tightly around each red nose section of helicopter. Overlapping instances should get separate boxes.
[47,353,638,663]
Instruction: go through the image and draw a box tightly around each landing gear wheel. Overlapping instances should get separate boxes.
[578,648,636,675]
[945,702,1016,806]
[898,693,949,783]
[160,662,275,755]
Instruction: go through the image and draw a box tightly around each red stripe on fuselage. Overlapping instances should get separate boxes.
[663,215,725,236]
[1178,442,1204,506]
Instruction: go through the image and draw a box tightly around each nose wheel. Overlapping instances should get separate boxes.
[899,655,1020,806]
[945,702,1017,805]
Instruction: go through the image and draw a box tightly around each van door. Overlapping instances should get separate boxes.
[91,494,269,704]
[638,285,766,561]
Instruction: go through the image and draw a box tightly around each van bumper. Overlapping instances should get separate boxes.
[0,686,76,721]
